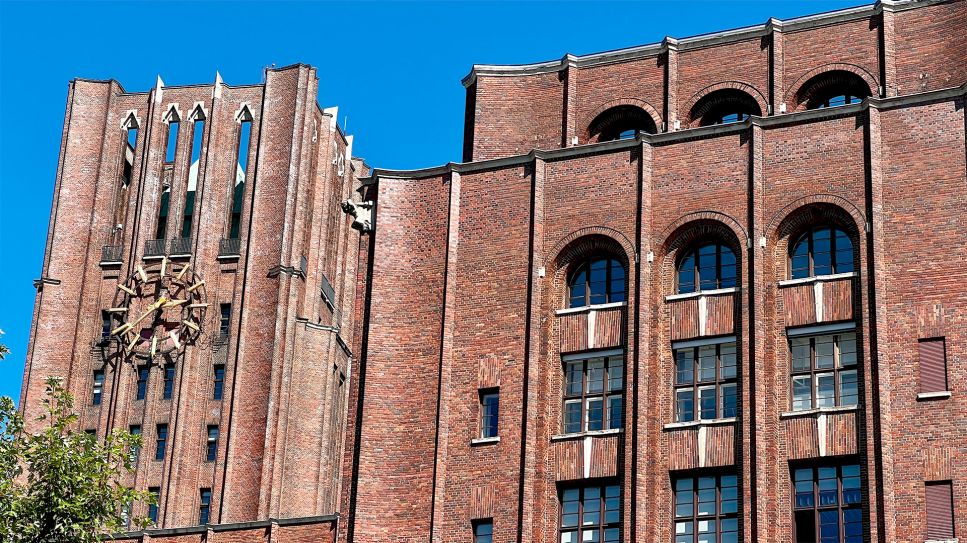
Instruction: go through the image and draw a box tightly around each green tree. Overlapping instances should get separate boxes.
[0,377,155,542]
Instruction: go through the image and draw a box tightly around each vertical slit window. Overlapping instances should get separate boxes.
[229,119,252,239]
[129,425,141,464]
[155,424,168,461]
[219,303,231,338]
[147,487,160,524]
[92,370,104,406]
[164,120,180,163]
[213,364,226,400]
[473,520,493,543]
[925,481,955,540]
[181,119,204,239]
[480,390,499,439]
[199,488,212,525]
[206,425,219,462]
[162,363,175,400]
[918,338,948,394]
[136,366,149,401]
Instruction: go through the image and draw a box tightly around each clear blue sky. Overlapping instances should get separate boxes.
[0,0,862,404]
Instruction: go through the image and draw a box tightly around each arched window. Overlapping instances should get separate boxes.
[690,89,762,127]
[796,71,872,111]
[677,243,736,294]
[568,257,626,308]
[588,105,657,143]
[789,226,853,279]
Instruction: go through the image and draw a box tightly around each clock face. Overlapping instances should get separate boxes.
[109,258,207,359]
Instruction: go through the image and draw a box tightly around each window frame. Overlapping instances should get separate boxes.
[567,256,626,309]
[789,226,854,280]
[562,351,624,434]
[199,488,212,525]
[136,366,149,401]
[162,363,175,400]
[473,519,494,543]
[479,389,499,439]
[92,370,105,406]
[206,425,219,462]
[676,242,737,294]
[789,331,859,412]
[673,341,738,422]
[559,482,621,543]
[147,487,160,524]
[155,424,168,461]
[213,364,226,400]
[791,462,863,543]
[672,471,740,543]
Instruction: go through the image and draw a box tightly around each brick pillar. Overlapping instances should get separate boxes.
[879,6,898,97]
[663,38,680,131]
[768,19,786,114]
[562,60,578,147]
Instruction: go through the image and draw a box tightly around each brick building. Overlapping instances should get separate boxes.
[19,0,967,542]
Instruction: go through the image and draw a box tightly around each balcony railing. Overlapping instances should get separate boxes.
[168,237,192,256]
[219,237,241,257]
[144,239,166,258]
[101,245,122,263]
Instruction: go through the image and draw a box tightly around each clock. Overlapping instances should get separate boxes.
[108,257,208,359]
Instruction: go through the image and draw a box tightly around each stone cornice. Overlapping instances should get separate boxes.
[461,0,956,87]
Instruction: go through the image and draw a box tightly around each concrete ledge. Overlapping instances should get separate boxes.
[917,391,952,401]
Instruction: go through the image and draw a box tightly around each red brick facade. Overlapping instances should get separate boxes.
[19,1,967,542]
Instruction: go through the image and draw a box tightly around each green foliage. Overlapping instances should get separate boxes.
[0,378,156,542]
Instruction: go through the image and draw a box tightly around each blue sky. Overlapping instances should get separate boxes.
[0,0,863,404]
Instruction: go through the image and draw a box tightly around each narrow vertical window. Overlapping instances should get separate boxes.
[129,425,141,464]
[162,363,175,400]
[147,487,160,524]
[155,181,171,240]
[918,338,948,394]
[480,390,499,439]
[136,366,149,401]
[92,370,105,406]
[155,424,168,460]
[213,364,226,400]
[164,119,180,163]
[199,488,212,525]
[101,310,112,339]
[474,520,493,543]
[181,117,205,239]
[206,425,219,462]
[925,481,955,541]
[229,118,253,239]
[219,303,232,338]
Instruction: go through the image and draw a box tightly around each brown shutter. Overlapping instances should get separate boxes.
[925,481,955,540]
[919,338,948,393]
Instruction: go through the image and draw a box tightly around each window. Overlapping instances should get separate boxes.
[129,425,141,464]
[101,310,112,339]
[674,473,739,543]
[790,227,853,279]
[798,71,872,111]
[164,118,180,163]
[136,366,149,401]
[473,520,493,543]
[199,488,212,525]
[790,332,858,411]
[219,303,232,338]
[229,118,253,240]
[213,364,226,400]
[815,94,863,108]
[568,257,625,308]
[155,181,171,240]
[918,338,948,394]
[162,363,175,400]
[206,425,219,462]
[92,370,105,406]
[677,243,736,294]
[559,484,620,543]
[587,105,657,142]
[127,124,139,150]
[793,463,862,543]
[563,352,623,434]
[155,424,168,461]
[674,341,738,422]
[691,89,762,127]
[181,118,205,239]
[480,390,499,439]
[147,487,160,524]
[925,481,955,541]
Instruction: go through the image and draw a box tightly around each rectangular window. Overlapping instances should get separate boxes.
[213,364,226,400]
[162,363,175,400]
[789,332,858,411]
[674,342,738,422]
[136,366,149,401]
[206,425,219,462]
[101,310,112,339]
[181,119,204,239]
[560,484,620,543]
[219,303,231,338]
[148,487,160,524]
[473,520,493,543]
[155,424,168,461]
[480,390,499,439]
[563,352,623,434]
[165,121,180,163]
[674,473,739,543]
[92,370,105,406]
[199,488,212,525]
[792,463,863,543]
[925,481,955,540]
[129,425,141,464]
[229,120,252,239]
[918,338,948,394]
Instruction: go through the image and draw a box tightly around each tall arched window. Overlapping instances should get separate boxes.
[677,243,736,294]
[790,226,853,279]
[568,257,625,308]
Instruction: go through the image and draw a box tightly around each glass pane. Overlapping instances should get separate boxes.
[815,373,835,408]
[699,387,717,420]
[608,357,623,391]
[564,401,583,433]
[608,396,623,430]
[721,383,737,418]
[720,343,737,379]
[834,230,853,273]
[587,399,604,431]
[842,465,861,504]
[570,269,587,308]
[603,528,619,543]
[843,508,863,543]
[839,333,857,367]
[815,336,835,369]
[676,389,694,422]
[818,509,839,543]
[676,520,694,540]
[792,376,812,411]
[791,235,811,279]
[719,262,737,289]
[698,346,716,382]
[818,474,838,506]
[795,469,814,508]
[676,349,694,385]
[839,370,858,407]
[609,277,626,303]
[791,338,811,372]
[566,362,583,396]
[587,359,605,394]
[697,485,715,516]
[561,532,576,543]
[678,252,696,294]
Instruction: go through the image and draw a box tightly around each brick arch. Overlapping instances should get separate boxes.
[682,81,768,127]
[656,215,746,295]
[655,211,749,255]
[783,63,879,111]
[546,228,636,307]
[764,194,866,243]
[767,198,866,279]
[583,98,663,143]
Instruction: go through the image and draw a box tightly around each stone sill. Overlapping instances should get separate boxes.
[778,272,856,287]
[470,436,500,446]
[780,405,857,419]
[917,391,951,401]
[665,287,738,302]
[216,254,241,261]
[924,539,958,543]
[550,428,622,442]
[555,301,627,316]
[99,260,122,267]
[663,417,736,431]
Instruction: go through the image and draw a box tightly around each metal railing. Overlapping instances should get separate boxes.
[168,237,192,256]
[101,245,122,263]
[219,237,241,257]
[144,239,166,257]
